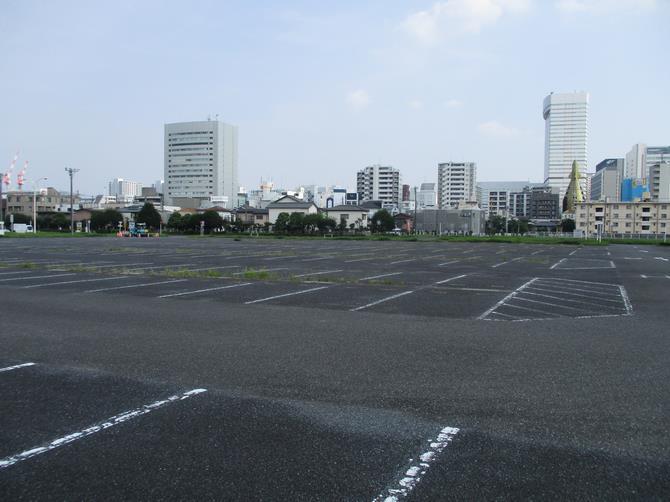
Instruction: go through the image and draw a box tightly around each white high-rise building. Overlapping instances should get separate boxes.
[417,183,437,209]
[437,162,477,208]
[356,165,402,209]
[625,144,670,181]
[164,120,238,206]
[543,92,589,200]
[108,178,142,200]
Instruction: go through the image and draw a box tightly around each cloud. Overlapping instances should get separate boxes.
[555,0,656,14]
[403,0,530,44]
[444,99,463,108]
[408,99,424,110]
[478,120,520,138]
[346,89,370,109]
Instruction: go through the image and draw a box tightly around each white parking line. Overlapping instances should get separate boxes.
[434,274,468,285]
[492,257,523,268]
[159,282,252,298]
[350,290,414,312]
[373,426,459,502]
[0,273,76,283]
[0,362,35,373]
[478,278,538,320]
[655,256,669,262]
[85,279,188,293]
[0,271,33,276]
[569,249,578,256]
[531,250,544,255]
[344,257,375,263]
[245,286,329,304]
[23,276,134,289]
[438,260,461,266]
[302,256,333,262]
[359,272,402,281]
[549,258,566,270]
[0,389,207,470]
[390,258,416,265]
[293,269,343,278]
[124,263,191,271]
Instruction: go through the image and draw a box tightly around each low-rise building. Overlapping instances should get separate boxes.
[266,195,318,224]
[415,207,486,235]
[233,205,269,226]
[4,188,81,216]
[323,205,368,229]
[573,201,670,235]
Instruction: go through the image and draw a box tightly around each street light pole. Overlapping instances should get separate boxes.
[32,177,48,233]
[64,167,80,234]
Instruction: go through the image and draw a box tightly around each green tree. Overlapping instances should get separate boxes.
[274,212,290,234]
[167,212,182,231]
[508,218,529,235]
[202,210,224,233]
[561,218,576,233]
[136,202,162,230]
[90,209,123,232]
[4,213,31,227]
[302,213,322,234]
[486,215,506,235]
[370,209,394,233]
[288,212,305,234]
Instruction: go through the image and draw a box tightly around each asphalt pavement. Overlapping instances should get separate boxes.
[0,236,669,500]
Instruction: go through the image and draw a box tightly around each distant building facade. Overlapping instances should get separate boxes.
[543,91,589,200]
[415,206,486,235]
[590,159,624,201]
[574,201,670,235]
[108,178,142,201]
[437,162,477,208]
[529,186,560,220]
[164,120,238,207]
[4,188,81,216]
[416,183,437,209]
[649,162,670,202]
[356,165,401,209]
[620,178,650,202]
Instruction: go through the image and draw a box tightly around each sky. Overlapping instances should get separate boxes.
[1,0,668,195]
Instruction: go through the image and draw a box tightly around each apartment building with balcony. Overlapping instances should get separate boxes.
[356,165,401,209]
[573,201,670,235]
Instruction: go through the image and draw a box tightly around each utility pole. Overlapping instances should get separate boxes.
[64,167,80,234]
[414,186,418,234]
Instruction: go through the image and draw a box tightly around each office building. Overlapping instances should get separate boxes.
[529,186,560,220]
[417,183,437,209]
[356,165,402,209]
[590,159,623,201]
[574,201,670,235]
[477,181,532,216]
[437,162,477,208]
[108,178,142,200]
[649,162,670,202]
[164,119,238,207]
[625,144,670,181]
[543,92,589,200]
[415,206,486,235]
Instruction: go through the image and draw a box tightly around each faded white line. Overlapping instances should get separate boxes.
[539,277,622,287]
[438,260,461,267]
[231,267,288,276]
[373,426,459,502]
[478,277,538,320]
[619,285,633,314]
[549,258,566,270]
[655,256,669,262]
[434,274,468,285]
[569,249,578,256]
[159,282,251,298]
[441,287,509,292]
[245,286,329,305]
[344,257,376,263]
[0,389,207,470]
[85,279,188,293]
[0,273,76,283]
[0,271,33,276]
[531,250,544,255]
[178,265,241,272]
[390,258,416,265]
[492,257,523,268]
[302,256,333,262]
[23,276,134,289]
[293,269,343,278]
[0,362,35,373]
[359,272,402,281]
[350,290,414,312]
[521,290,626,311]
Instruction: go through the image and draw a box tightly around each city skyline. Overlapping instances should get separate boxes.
[1,1,668,194]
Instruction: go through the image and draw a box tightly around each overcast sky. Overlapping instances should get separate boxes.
[1,0,667,194]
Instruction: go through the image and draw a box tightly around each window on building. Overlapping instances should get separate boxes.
[642,207,651,213]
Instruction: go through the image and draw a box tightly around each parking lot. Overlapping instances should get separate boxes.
[1,236,669,499]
